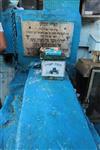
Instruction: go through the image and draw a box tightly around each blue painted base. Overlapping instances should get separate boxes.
[0,68,100,149]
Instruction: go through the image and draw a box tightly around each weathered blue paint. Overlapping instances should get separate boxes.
[0,0,100,149]
[2,0,81,66]
[0,71,28,150]
[16,68,99,149]
[0,68,100,149]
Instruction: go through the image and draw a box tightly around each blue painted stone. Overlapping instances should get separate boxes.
[15,69,97,149]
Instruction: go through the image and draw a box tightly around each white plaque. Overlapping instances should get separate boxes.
[42,60,66,78]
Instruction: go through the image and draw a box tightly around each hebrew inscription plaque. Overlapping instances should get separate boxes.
[22,21,74,57]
